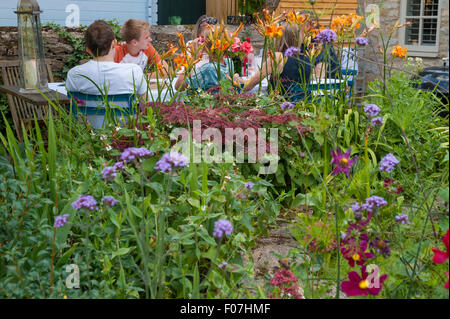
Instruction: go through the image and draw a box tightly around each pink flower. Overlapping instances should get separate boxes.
[432,230,449,264]
[232,37,241,52]
[341,266,388,297]
[330,148,357,178]
[431,230,449,289]
[239,41,253,55]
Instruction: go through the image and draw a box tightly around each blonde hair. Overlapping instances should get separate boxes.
[121,19,150,43]
[276,23,306,53]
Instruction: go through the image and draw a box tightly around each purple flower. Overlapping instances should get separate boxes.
[54,214,69,228]
[355,37,369,46]
[370,237,391,258]
[155,152,189,173]
[245,181,254,190]
[316,29,337,43]
[395,214,410,224]
[371,116,384,128]
[330,148,357,178]
[102,166,117,181]
[364,196,387,212]
[72,195,98,211]
[281,101,295,111]
[113,161,124,170]
[380,153,399,173]
[364,104,380,117]
[351,202,362,213]
[219,261,228,269]
[284,46,301,58]
[213,219,233,239]
[120,147,154,163]
[168,152,189,167]
[155,154,173,173]
[102,195,117,207]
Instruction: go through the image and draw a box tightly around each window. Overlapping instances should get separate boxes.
[400,0,442,57]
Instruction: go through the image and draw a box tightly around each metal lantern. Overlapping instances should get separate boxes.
[15,0,48,93]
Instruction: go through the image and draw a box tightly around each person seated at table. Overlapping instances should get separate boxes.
[241,22,313,100]
[174,29,234,92]
[66,20,148,99]
[299,10,341,80]
[188,15,218,52]
[114,19,169,78]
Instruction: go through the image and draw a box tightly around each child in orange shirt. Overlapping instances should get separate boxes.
[114,19,169,77]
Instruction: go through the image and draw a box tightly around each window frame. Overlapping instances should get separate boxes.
[399,0,442,57]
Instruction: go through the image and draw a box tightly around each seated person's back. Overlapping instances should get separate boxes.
[270,51,312,96]
[66,20,147,97]
[66,61,147,96]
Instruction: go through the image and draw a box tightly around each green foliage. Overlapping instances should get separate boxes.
[238,0,266,15]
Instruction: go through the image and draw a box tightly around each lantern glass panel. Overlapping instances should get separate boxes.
[16,0,48,93]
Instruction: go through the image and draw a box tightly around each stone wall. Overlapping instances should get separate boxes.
[356,0,449,94]
[0,24,264,82]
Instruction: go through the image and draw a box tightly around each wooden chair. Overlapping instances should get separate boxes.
[0,60,54,141]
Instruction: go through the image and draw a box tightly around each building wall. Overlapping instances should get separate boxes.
[0,0,148,27]
[357,0,449,92]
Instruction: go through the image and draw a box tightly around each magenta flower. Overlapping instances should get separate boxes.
[341,234,375,267]
[74,97,86,106]
[341,266,388,297]
[330,148,357,178]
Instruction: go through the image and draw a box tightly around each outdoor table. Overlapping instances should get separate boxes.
[0,84,71,106]
[48,81,177,103]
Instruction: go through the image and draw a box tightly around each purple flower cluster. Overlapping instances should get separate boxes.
[120,147,154,163]
[371,116,384,128]
[281,101,295,111]
[155,152,189,173]
[245,181,254,190]
[352,195,388,213]
[395,213,410,224]
[102,195,117,207]
[113,161,124,170]
[54,214,69,228]
[284,46,301,57]
[102,166,117,181]
[364,104,380,117]
[380,153,399,173]
[316,29,337,43]
[213,219,233,239]
[72,195,98,211]
[355,37,369,46]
